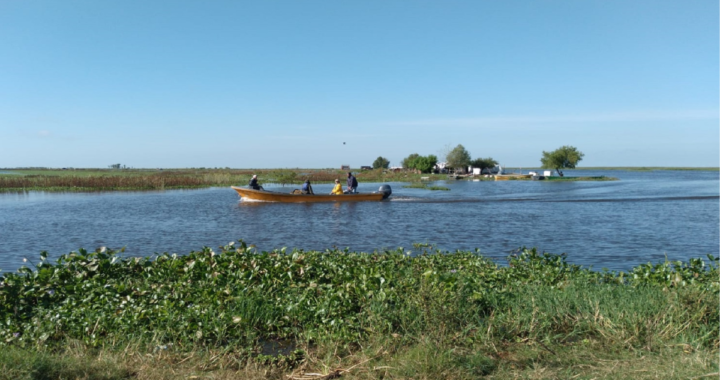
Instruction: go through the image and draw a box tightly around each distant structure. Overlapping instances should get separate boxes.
[434,162,448,174]
[360,166,372,170]
[340,165,350,170]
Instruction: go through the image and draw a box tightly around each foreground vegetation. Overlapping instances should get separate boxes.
[1,243,717,379]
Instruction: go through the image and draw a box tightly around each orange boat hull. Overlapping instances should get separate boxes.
[231,186,386,203]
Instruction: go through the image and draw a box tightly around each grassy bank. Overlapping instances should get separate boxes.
[1,243,717,379]
[0,168,621,192]
[0,168,449,192]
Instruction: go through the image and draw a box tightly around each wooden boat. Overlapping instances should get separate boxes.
[231,186,389,203]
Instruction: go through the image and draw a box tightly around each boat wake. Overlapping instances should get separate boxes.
[388,195,719,204]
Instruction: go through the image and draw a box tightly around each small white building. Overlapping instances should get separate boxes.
[433,162,449,173]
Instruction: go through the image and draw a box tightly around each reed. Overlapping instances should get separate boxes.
[0,168,619,192]
[0,169,433,192]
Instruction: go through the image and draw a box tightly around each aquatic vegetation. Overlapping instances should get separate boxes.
[0,168,620,192]
[0,243,717,378]
[402,183,450,190]
[0,169,446,192]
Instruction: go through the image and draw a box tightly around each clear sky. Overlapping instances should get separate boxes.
[1,0,718,169]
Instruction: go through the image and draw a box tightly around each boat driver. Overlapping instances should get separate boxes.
[346,172,358,193]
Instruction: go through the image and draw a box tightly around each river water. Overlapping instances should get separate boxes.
[0,170,717,273]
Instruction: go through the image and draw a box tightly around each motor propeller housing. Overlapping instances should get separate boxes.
[378,184,392,199]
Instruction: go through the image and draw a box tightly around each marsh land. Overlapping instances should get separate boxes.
[0,167,626,192]
[1,245,717,380]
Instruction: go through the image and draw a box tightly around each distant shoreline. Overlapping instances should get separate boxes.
[1,166,719,171]
[505,167,719,171]
[1,167,716,192]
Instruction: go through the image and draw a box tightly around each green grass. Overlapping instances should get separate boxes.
[0,244,717,379]
[0,345,130,380]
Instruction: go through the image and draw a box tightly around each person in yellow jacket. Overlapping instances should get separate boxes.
[330,179,344,195]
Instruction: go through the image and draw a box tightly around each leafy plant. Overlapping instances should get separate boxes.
[470,157,498,172]
[0,242,716,372]
[540,145,584,176]
[445,144,471,172]
[372,157,390,169]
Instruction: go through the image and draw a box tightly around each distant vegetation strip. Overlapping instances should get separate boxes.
[1,169,620,192]
[0,243,717,379]
[0,169,411,192]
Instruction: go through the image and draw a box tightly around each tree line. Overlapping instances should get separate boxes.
[372,144,584,175]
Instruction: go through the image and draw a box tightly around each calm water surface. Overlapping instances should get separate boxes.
[1,170,717,272]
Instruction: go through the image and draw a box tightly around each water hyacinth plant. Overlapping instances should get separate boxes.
[0,243,717,379]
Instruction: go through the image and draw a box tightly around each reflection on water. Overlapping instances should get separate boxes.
[0,170,718,272]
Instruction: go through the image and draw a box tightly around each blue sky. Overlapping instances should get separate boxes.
[1,0,717,168]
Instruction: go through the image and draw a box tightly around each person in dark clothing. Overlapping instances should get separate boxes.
[346,172,358,193]
[248,175,263,190]
[301,179,314,195]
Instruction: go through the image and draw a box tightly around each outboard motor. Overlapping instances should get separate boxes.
[378,184,392,199]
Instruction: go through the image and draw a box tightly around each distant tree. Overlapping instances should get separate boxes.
[401,153,420,169]
[540,145,584,176]
[470,157,498,172]
[414,154,438,173]
[373,156,390,169]
[445,144,472,172]
[108,164,121,169]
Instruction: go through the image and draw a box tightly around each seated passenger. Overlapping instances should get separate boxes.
[248,175,263,190]
[330,179,343,195]
[301,179,314,195]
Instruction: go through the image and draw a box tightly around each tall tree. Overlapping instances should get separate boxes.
[445,144,472,172]
[414,155,438,173]
[401,153,420,169]
[470,157,498,172]
[540,146,584,176]
[373,156,390,169]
